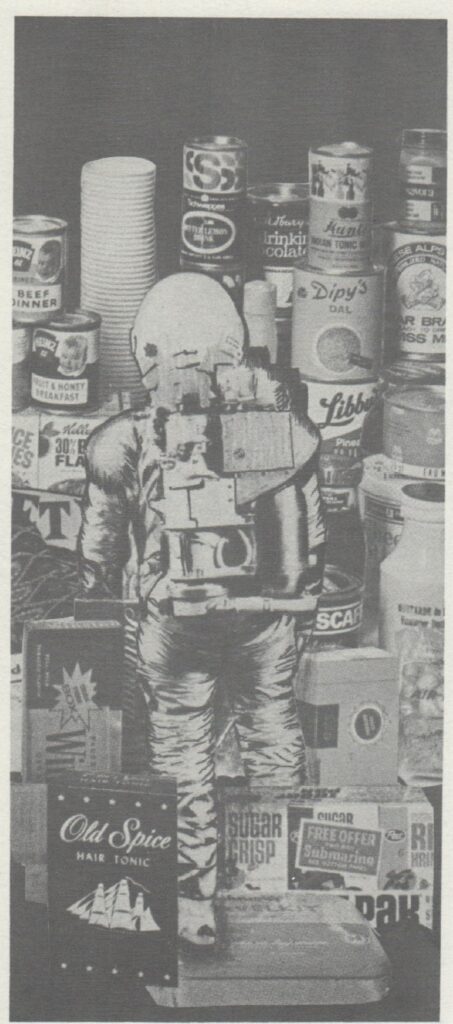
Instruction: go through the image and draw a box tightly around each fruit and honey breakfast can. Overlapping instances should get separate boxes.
[247,183,309,318]
[292,262,385,381]
[308,142,373,272]
[387,228,446,361]
[13,216,67,323]
[180,135,247,268]
[31,309,101,411]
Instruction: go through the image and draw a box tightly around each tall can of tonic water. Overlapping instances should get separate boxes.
[308,141,373,273]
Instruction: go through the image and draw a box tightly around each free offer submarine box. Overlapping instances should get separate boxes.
[47,772,177,986]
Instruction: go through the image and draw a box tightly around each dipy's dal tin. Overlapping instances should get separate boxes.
[31,309,101,411]
[383,385,444,480]
[292,262,385,380]
[13,216,67,323]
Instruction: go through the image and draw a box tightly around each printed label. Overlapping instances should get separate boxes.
[183,144,246,194]
[315,599,362,636]
[400,165,446,224]
[13,284,63,318]
[309,152,371,202]
[32,374,89,406]
[308,201,373,271]
[181,191,244,264]
[181,211,236,255]
[352,705,383,744]
[12,416,40,489]
[391,237,446,356]
[295,820,382,876]
[305,379,378,463]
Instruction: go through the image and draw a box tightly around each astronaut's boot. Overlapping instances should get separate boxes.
[178,897,217,948]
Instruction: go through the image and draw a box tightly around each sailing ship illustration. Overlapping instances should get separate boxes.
[67,877,160,932]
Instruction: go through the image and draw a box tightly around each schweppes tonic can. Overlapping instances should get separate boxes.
[308,141,373,272]
[180,135,247,269]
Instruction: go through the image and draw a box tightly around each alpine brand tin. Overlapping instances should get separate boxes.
[388,229,446,360]
[308,142,373,272]
[247,183,309,318]
[13,321,32,411]
[383,385,444,480]
[312,565,363,646]
[13,216,67,322]
[301,376,379,474]
[181,135,247,269]
[31,309,101,410]
[292,263,385,381]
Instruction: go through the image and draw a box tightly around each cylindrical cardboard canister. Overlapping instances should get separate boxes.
[383,385,444,480]
[31,309,101,411]
[12,321,32,411]
[181,135,247,268]
[308,141,373,272]
[312,565,363,646]
[387,227,446,361]
[292,262,385,381]
[13,216,67,323]
[247,182,309,318]
[300,375,379,476]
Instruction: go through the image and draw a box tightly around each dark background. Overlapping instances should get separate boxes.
[14,18,447,307]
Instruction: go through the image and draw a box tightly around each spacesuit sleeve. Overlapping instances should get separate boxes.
[78,413,140,597]
[297,459,326,596]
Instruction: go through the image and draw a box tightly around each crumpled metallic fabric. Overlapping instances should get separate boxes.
[137,609,304,901]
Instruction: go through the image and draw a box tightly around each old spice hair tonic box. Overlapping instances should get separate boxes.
[47,772,177,985]
[23,619,124,781]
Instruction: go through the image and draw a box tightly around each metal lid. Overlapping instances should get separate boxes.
[384,384,444,414]
[402,128,446,151]
[248,182,309,203]
[311,141,373,159]
[318,565,363,605]
[401,482,444,521]
[14,215,67,235]
[383,360,445,388]
[186,135,247,150]
[35,309,101,332]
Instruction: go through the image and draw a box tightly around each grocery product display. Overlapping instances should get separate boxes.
[10,104,445,1016]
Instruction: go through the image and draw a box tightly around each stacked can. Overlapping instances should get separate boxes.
[290,141,385,647]
[179,135,247,308]
[291,141,383,485]
[12,215,101,412]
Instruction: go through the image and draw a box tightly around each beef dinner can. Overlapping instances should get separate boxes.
[247,183,309,318]
[292,262,385,380]
[181,135,247,268]
[31,309,101,411]
[388,228,446,361]
[308,142,373,272]
[13,216,67,323]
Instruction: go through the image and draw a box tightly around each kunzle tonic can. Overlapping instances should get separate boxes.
[308,142,373,272]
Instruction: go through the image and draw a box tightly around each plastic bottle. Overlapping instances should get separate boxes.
[399,129,446,233]
[243,280,278,363]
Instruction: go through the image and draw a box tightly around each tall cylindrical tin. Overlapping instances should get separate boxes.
[292,262,385,381]
[388,227,446,361]
[180,135,247,271]
[383,385,445,480]
[13,216,67,323]
[247,183,309,319]
[179,260,244,309]
[308,142,373,272]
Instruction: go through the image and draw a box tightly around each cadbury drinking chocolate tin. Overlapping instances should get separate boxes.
[13,216,67,323]
[292,263,385,381]
[181,135,247,268]
[383,385,444,480]
[247,183,309,318]
[308,142,373,273]
[31,309,101,411]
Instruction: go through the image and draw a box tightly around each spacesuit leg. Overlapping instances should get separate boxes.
[230,614,305,784]
[137,611,221,921]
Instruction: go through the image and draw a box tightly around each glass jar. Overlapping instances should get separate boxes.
[360,359,445,460]
[399,128,446,233]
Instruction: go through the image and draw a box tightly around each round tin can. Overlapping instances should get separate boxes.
[12,320,32,411]
[308,141,373,272]
[247,183,309,318]
[312,565,363,647]
[179,259,244,309]
[13,216,67,323]
[301,375,379,480]
[383,385,444,480]
[388,227,446,361]
[292,262,385,380]
[181,135,247,268]
[31,309,101,411]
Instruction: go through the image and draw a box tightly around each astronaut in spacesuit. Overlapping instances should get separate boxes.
[79,274,325,948]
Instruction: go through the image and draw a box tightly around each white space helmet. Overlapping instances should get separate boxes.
[131,273,244,408]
